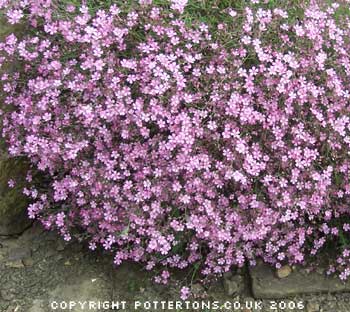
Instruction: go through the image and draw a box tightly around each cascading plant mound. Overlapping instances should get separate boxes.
[2,0,350,297]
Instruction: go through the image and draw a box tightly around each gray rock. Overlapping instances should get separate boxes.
[250,261,350,299]
[191,283,205,297]
[306,302,320,312]
[56,241,66,251]
[5,259,24,268]
[8,246,31,261]
[18,222,45,242]
[223,278,238,296]
[276,265,292,279]
[22,257,34,267]
[44,231,59,241]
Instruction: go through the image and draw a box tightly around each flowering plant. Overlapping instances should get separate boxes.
[2,0,350,293]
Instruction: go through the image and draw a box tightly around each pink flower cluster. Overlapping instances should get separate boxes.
[2,0,350,285]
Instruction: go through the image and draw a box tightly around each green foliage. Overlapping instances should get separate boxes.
[0,157,31,234]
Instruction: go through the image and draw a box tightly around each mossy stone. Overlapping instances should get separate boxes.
[0,157,32,235]
[0,11,32,235]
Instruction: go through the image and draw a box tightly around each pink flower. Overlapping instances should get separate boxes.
[180,286,190,300]
[7,179,15,188]
[6,9,23,24]
[170,0,188,13]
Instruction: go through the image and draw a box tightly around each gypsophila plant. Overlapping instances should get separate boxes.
[3,0,350,297]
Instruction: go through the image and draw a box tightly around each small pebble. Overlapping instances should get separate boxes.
[306,302,320,312]
[23,257,34,267]
[5,260,24,269]
[276,265,292,278]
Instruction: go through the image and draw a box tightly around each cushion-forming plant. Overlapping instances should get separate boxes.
[2,0,350,293]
